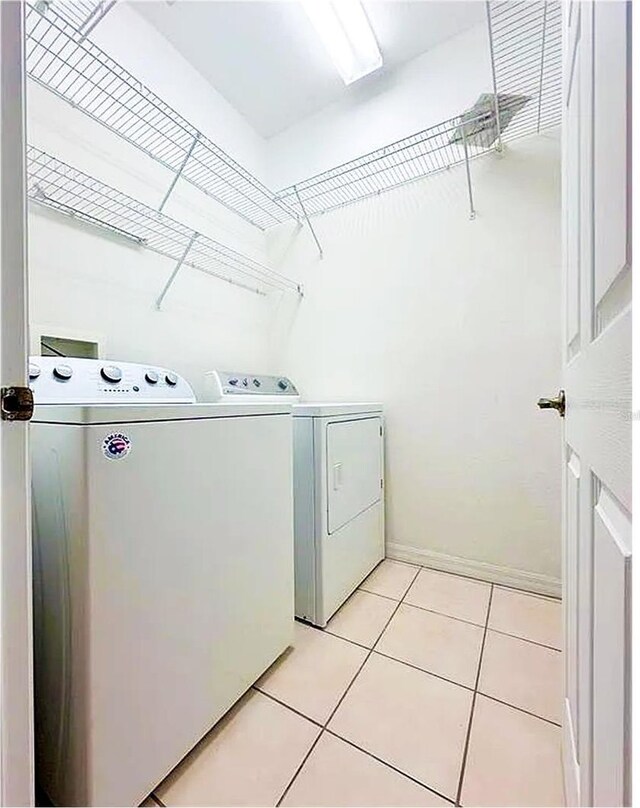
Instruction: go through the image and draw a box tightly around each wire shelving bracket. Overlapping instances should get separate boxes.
[25,3,299,231]
[27,146,303,303]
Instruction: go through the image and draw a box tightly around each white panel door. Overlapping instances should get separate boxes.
[326,417,382,534]
[0,2,34,805]
[559,2,631,806]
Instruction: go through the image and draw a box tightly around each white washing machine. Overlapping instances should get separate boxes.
[30,358,294,807]
[204,371,384,627]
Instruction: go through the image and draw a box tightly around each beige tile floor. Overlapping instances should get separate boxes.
[145,561,565,808]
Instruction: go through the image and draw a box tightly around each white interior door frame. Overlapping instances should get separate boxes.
[0,2,34,805]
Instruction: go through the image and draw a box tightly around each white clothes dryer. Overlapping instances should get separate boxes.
[204,371,384,627]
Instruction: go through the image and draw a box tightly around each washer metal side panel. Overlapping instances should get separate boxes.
[32,414,293,807]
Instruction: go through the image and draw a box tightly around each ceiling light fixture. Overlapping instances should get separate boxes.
[301,0,382,85]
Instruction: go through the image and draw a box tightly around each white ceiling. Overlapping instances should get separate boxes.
[132,1,485,139]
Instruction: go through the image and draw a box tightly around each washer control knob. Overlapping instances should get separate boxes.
[229,378,239,386]
[277,379,288,391]
[165,372,178,386]
[253,378,261,388]
[53,364,73,381]
[242,378,249,387]
[145,370,159,385]
[101,365,122,384]
[29,363,41,381]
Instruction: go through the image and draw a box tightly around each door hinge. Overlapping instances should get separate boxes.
[1,386,34,422]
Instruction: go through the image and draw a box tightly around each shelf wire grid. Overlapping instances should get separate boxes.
[275,114,492,219]
[27,146,301,298]
[276,1,562,220]
[25,3,298,231]
[486,0,562,144]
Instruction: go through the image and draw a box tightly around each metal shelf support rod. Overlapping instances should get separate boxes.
[155,231,199,310]
[158,133,200,213]
[294,185,323,259]
[78,0,118,42]
[461,128,476,221]
[485,1,503,152]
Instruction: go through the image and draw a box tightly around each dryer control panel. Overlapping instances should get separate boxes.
[204,370,299,401]
[29,357,196,404]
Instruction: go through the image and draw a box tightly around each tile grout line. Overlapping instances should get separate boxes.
[475,692,562,728]
[371,649,476,693]
[486,625,563,653]
[275,566,422,808]
[356,585,403,603]
[399,600,489,630]
[254,687,324,729]
[454,583,494,807]
[275,729,324,808]
[323,726,456,806]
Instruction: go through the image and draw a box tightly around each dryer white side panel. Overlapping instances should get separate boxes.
[293,417,317,623]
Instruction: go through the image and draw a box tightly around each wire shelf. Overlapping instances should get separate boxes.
[276,2,561,220]
[27,146,302,300]
[486,0,562,143]
[25,4,298,231]
[24,0,561,235]
[275,114,492,219]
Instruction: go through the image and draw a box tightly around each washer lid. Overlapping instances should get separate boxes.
[293,402,383,417]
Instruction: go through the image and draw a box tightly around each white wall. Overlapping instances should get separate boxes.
[93,3,268,183]
[27,4,277,397]
[268,134,562,591]
[267,23,490,189]
[28,210,272,398]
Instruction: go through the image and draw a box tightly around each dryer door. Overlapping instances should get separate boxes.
[326,416,382,534]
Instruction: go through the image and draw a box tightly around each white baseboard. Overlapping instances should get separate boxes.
[386,542,562,599]
[562,698,580,807]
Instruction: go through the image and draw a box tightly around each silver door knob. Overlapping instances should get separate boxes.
[537,390,565,417]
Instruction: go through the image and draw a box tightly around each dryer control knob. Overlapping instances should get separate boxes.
[165,373,178,386]
[53,364,73,381]
[277,379,288,390]
[229,378,239,386]
[145,370,159,384]
[101,365,122,384]
[29,363,41,381]
[253,378,261,387]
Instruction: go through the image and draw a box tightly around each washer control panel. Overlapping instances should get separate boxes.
[204,370,299,401]
[29,357,196,404]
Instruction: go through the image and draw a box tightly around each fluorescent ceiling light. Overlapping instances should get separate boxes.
[302,0,382,85]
